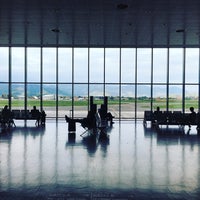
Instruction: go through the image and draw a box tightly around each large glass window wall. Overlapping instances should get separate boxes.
[0,47,199,119]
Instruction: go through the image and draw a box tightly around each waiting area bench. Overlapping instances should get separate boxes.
[143,110,200,132]
[0,108,46,129]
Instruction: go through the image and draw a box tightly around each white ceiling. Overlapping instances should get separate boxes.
[0,0,200,47]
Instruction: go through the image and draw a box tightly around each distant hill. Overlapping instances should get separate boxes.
[0,83,193,98]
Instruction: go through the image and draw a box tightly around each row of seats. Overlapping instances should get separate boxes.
[11,109,39,119]
[0,109,46,128]
[143,110,200,127]
[0,110,41,119]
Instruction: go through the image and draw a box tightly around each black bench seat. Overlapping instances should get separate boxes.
[0,109,46,129]
[143,110,200,132]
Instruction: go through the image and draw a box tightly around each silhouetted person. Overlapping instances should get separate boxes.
[97,104,114,127]
[31,106,40,126]
[154,106,161,115]
[196,112,200,133]
[98,104,107,120]
[1,105,14,127]
[106,112,114,125]
[188,106,196,129]
[65,110,96,130]
[153,106,162,126]
[41,110,46,125]
[2,105,10,117]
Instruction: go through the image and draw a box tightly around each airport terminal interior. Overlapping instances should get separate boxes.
[1,0,200,199]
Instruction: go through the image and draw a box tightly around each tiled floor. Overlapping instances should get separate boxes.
[0,120,200,199]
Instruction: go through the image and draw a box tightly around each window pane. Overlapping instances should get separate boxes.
[0,47,9,82]
[137,85,151,118]
[137,48,151,83]
[43,84,56,117]
[121,48,135,83]
[90,84,104,97]
[58,48,72,82]
[90,48,104,83]
[153,48,167,83]
[169,49,183,83]
[74,48,88,83]
[185,48,199,83]
[185,85,198,111]
[153,85,167,110]
[58,84,72,118]
[121,84,135,118]
[12,47,25,82]
[27,48,41,82]
[0,83,9,107]
[74,84,88,118]
[105,85,119,118]
[43,48,56,82]
[27,84,40,110]
[11,84,24,109]
[105,48,120,83]
[169,85,182,111]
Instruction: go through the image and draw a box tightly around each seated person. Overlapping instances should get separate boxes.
[98,104,107,120]
[106,112,115,124]
[98,105,114,126]
[1,105,15,127]
[196,112,200,131]
[31,106,41,126]
[154,106,162,116]
[65,110,96,130]
[2,105,10,119]
[153,106,163,125]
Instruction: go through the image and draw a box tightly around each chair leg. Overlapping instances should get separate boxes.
[80,130,88,137]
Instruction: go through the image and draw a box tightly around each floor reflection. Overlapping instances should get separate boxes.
[0,120,200,199]
[66,128,110,157]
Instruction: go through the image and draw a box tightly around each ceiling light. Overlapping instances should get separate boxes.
[176,29,185,33]
[51,28,60,33]
[117,4,128,10]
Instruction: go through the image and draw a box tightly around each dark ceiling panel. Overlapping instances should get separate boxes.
[0,0,200,47]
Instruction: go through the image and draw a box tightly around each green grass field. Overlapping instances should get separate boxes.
[0,98,198,110]
[0,99,120,107]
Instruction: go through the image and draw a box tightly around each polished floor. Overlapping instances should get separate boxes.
[0,120,200,199]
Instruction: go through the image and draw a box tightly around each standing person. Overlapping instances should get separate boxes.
[40,110,46,126]
[188,106,196,129]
